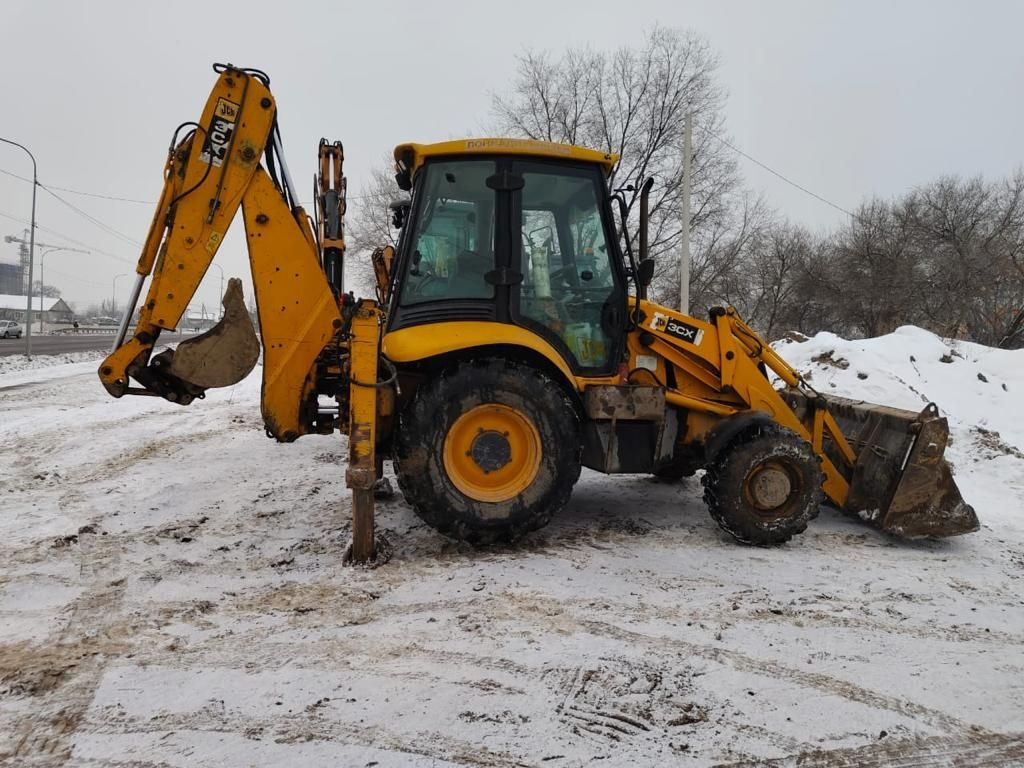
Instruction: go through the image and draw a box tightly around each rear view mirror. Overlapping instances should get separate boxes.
[637,258,655,288]
[389,198,410,229]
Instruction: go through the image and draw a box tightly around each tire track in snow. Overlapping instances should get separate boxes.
[714,730,1024,767]
[0,531,128,766]
[81,708,534,768]
[565,613,985,737]
[102,586,987,742]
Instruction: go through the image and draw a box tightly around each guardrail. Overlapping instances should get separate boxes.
[50,326,118,335]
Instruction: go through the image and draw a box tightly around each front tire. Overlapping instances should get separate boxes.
[394,358,580,544]
[702,423,823,545]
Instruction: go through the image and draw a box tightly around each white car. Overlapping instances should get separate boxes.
[0,320,23,339]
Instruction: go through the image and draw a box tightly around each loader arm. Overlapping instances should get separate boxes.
[635,301,979,538]
[99,64,343,441]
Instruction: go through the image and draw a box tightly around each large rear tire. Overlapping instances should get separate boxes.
[394,358,581,544]
[702,424,823,545]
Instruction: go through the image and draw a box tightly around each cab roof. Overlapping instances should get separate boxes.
[393,138,618,177]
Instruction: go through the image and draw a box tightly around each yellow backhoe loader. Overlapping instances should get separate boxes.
[100,64,978,561]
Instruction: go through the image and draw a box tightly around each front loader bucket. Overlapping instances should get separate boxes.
[167,278,260,389]
[782,392,979,538]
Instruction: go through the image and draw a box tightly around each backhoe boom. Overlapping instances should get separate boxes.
[99,65,343,441]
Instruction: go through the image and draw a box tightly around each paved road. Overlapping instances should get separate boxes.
[0,332,189,357]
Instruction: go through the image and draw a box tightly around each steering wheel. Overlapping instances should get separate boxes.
[410,267,442,297]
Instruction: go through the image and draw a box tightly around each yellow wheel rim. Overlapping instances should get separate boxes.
[442,403,542,503]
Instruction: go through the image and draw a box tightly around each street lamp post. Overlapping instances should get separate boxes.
[209,263,225,318]
[38,246,89,332]
[1,137,37,359]
[112,273,130,315]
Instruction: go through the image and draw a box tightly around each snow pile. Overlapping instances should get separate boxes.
[774,325,1022,443]
[0,349,105,376]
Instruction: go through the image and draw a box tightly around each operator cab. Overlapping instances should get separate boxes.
[387,139,627,375]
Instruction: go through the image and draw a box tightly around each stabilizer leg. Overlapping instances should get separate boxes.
[344,300,382,564]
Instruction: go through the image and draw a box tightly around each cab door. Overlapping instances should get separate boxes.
[512,160,627,374]
[388,158,500,330]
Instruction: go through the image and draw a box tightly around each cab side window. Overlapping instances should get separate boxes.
[399,160,496,305]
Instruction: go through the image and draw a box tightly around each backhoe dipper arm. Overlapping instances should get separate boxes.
[99,65,343,441]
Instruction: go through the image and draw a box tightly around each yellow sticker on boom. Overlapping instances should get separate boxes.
[206,231,223,254]
[215,98,239,121]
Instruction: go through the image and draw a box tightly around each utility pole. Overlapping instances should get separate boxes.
[1,138,37,359]
[679,111,692,316]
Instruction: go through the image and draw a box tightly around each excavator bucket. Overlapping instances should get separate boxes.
[782,392,980,538]
[167,278,260,389]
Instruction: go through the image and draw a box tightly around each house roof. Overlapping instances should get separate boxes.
[0,294,70,312]
[185,310,219,322]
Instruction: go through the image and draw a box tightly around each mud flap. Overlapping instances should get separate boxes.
[783,392,979,538]
[167,278,260,389]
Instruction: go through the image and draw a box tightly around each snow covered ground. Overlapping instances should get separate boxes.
[1,327,1022,767]
[0,350,111,377]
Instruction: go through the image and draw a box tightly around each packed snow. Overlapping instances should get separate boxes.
[1,326,1022,766]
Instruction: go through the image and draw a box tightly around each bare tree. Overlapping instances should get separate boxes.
[907,173,1024,345]
[653,190,771,313]
[768,172,1024,347]
[345,154,405,297]
[820,199,925,338]
[737,223,818,340]
[491,26,743,308]
[31,281,61,298]
[80,299,119,318]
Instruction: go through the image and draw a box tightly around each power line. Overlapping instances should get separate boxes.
[43,265,112,289]
[2,164,378,205]
[701,129,857,220]
[8,140,854,218]
[2,166,147,250]
[38,183,143,247]
[47,183,153,205]
[0,166,155,204]
[0,208,136,265]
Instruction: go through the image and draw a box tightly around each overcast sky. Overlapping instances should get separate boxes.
[1,0,1022,311]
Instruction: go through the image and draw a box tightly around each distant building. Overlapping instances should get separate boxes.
[0,293,74,324]
[0,263,21,295]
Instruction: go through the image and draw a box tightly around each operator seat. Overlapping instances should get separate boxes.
[448,249,491,298]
